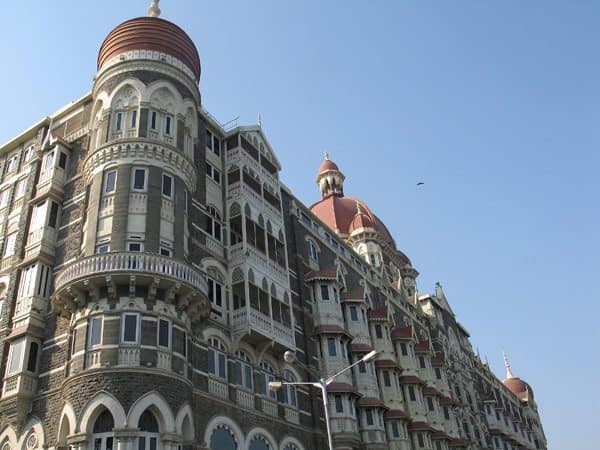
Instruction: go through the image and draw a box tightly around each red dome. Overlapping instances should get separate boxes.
[310,195,398,249]
[504,377,534,399]
[349,211,375,233]
[318,158,339,175]
[98,17,201,81]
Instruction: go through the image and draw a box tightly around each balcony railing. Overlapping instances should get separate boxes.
[54,252,207,296]
[232,307,295,349]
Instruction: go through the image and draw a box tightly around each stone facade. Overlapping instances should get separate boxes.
[0,6,546,450]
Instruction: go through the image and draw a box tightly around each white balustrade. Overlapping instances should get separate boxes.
[118,347,140,366]
[236,389,255,409]
[161,198,175,221]
[260,397,278,416]
[157,350,172,370]
[54,252,207,294]
[208,377,229,399]
[284,407,299,424]
[205,234,224,257]
[86,350,102,368]
[128,193,147,213]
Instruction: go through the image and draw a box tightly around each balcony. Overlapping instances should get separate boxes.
[2,372,37,397]
[53,252,209,320]
[24,226,57,259]
[232,307,295,350]
[227,182,282,224]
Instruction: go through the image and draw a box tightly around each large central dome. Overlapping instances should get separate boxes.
[97,16,201,81]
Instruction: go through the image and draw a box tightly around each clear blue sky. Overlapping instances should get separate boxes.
[1,1,598,448]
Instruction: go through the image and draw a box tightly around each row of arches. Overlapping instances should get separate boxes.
[204,416,303,450]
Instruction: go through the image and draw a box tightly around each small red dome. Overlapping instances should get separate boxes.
[318,158,340,175]
[98,17,201,81]
[503,377,534,399]
[349,210,375,233]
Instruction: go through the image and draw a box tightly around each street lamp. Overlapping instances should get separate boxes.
[269,350,379,450]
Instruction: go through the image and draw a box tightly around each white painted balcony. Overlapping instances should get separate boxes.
[86,349,102,368]
[37,164,66,199]
[13,295,47,317]
[284,406,299,424]
[260,397,278,416]
[128,193,146,213]
[53,252,209,317]
[208,377,229,399]
[157,350,172,370]
[232,307,295,349]
[360,429,386,445]
[24,226,57,258]
[118,347,140,366]
[236,388,255,409]
[205,234,224,258]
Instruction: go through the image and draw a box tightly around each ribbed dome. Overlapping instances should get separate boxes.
[504,377,534,399]
[98,17,201,81]
[318,158,339,175]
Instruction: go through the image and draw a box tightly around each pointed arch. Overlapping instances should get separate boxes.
[175,404,195,441]
[78,391,126,432]
[0,425,18,450]
[246,427,277,450]
[18,418,45,450]
[57,403,76,448]
[279,437,304,450]
[127,391,175,433]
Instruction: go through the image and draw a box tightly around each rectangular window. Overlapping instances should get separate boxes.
[365,409,374,426]
[435,367,442,379]
[5,155,18,173]
[349,306,358,321]
[162,174,173,198]
[14,179,26,198]
[160,247,172,257]
[3,233,17,257]
[205,130,213,149]
[427,396,434,411]
[96,244,110,254]
[327,337,337,356]
[165,116,172,135]
[358,361,366,373]
[122,314,138,343]
[116,112,123,131]
[383,370,391,387]
[150,111,157,129]
[27,341,39,372]
[443,406,450,420]
[8,339,25,374]
[104,170,117,194]
[132,168,147,190]
[320,285,329,300]
[128,242,142,252]
[130,110,138,128]
[89,316,103,347]
[206,163,221,185]
[48,202,59,228]
[408,386,416,401]
[375,324,383,339]
[400,343,408,356]
[419,356,426,369]
[58,152,68,169]
[213,136,221,156]
[392,420,400,438]
[417,433,424,448]
[0,189,9,208]
[335,395,343,413]
[158,319,170,348]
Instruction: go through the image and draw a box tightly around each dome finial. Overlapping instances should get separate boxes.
[324,151,329,160]
[258,112,262,128]
[503,351,515,379]
[148,0,161,17]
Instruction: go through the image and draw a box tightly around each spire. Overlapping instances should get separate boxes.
[148,0,161,17]
[258,112,262,128]
[503,351,515,379]
[324,151,329,160]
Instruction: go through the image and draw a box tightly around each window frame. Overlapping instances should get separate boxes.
[88,316,104,348]
[162,173,174,199]
[121,313,139,344]
[157,318,171,349]
[131,167,148,192]
[103,170,117,194]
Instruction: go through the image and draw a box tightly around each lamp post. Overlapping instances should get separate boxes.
[269,350,378,450]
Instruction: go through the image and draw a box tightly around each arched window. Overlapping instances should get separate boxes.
[257,361,276,399]
[209,426,237,450]
[138,410,159,450]
[282,370,297,407]
[284,444,300,450]
[306,240,318,261]
[92,409,114,450]
[207,267,225,319]
[248,435,270,450]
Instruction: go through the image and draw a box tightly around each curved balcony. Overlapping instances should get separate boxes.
[53,252,209,323]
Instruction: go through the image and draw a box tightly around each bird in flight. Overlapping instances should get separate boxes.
[416,182,424,186]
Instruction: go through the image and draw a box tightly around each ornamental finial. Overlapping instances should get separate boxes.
[148,0,161,17]
[258,112,262,128]
[324,151,329,160]
[356,199,362,214]
[503,351,515,379]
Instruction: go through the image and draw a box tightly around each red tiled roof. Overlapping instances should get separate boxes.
[386,409,407,419]
[310,194,399,248]
[440,396,457,406]
[449,438,468,447]
[408,421,432,431]
[367,306,388,320]
[349,343,372,353]
[391,326,412,340]
[414,340,431,353]
[357,397,385,408]
[423,386,442,396]
[432,352,446,366]
[318,158,339,174]
[340,287,365,301]
[375,359,399,369]
[305,266,337,281]
[398,375,423,384]
[432,431,451,440]
[314,325,351,337]
[326,382,359,394]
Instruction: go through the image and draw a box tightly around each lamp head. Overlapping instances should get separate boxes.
[268,381,283,391]
[361,350,379,363]
[283,350,297,364]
